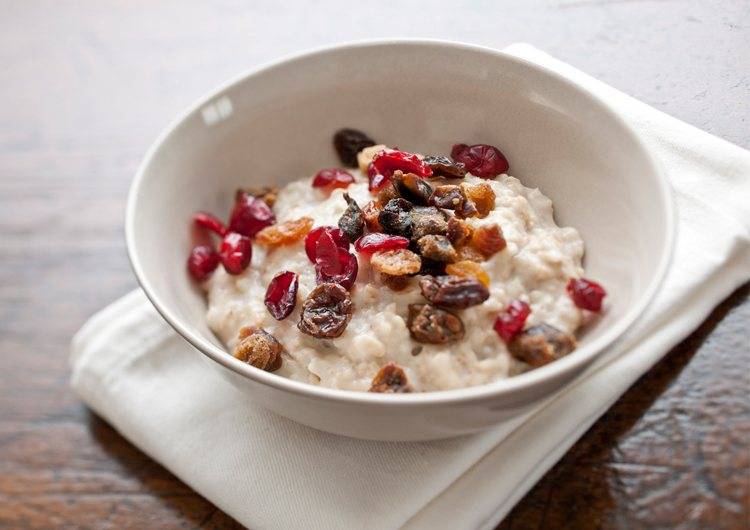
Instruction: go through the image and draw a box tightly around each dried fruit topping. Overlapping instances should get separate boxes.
[509,324,577,367]
[370,248,421,276]
[298,282,353,338]
[407,304,465,344]
[447,217,474,247]
[460,182,495,218]
[372,149,433,179]
[359,144,387,173]
[362,201,382,232]
[304,226,349,263]
[375,183,400,206]
[457,245,486,263]
[334,128,376,167]
[419,258,447,276]
[446,260,490,287]
[256,216,313,246]
[187,245,220,281]
[238,186,279,208]
[219,232,253,274]
[314,230,358,289]
[416,235,458,263]
[193,211,228,237]
[264,270,299,320]
[470,224,506,257]
[493,300,531,342]
[354,233,410,255]
[380,272,411,291]
[451,143,509,179]
[431,185,465,210]
[367,162,391,192]
[378,198,414,238]
[338,193,365,242]
[234,328,282,371]
[229,192,276,237]
[312,168,355,190]
[410,206,448,241]
[419,275,489,309]
[392,171,433,205]
[567,278,607,312]
[369,363,413,393]
[422,155,467,178]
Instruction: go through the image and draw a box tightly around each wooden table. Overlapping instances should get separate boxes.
[1,2,747,528]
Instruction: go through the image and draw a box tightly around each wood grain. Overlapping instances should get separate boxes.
[0,2,747,528]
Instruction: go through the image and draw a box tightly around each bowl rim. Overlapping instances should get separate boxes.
[126,38,675,406]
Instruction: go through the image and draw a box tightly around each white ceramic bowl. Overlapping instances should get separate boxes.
[126,40,674,441]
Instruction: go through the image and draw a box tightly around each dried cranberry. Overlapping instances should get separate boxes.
[367,163,391,191]
[333,128,376,167]
[219,232,253,274]
[354,233,410,255]
[304,226,349,262]
[368,149,432,191]
[264,270,299,320]
[494,300,531,342]
[193,211,228,236]
[567,278,607,312]
[314,231,358,289]
[187,245,220,281]
[312,168,355,190]
[228,192,276,237]
[451,143,509,179]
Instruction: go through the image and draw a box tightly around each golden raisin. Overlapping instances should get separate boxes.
[370,248,421,276]
[471,224,506,257]
[446,260,490,287]
[447,217,474,247]
[460,182,495,218]
[369,362,412,393]
[457,245,486,263]
[256,216,314,246]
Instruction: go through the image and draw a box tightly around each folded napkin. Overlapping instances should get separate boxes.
[70,44,750,530]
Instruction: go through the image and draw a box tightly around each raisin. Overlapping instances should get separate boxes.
[264,271,299,320]
[423,155,466,178]
[471,224,506,257]
[256,216,314,246]
[380,272,411,291]
[369,363,413,393]
[298,283,353,339]
[338,193,365,242]
[333,128,376,167]
[457,245,486,263]
[460,182,495,217]
[376,183,400,206]
[370,248,421,276]
[451,143,509,179]
[392,170,433,205]
[416,235,458,263]
[410,206,448,241]
[431,185,465,210]
[234,328,283,371]
[237,186,279,208]
[509,324,577,367]
[407,304,465,344]
[362,201,382,232]
[419,275,489,308]
[447,217,474,247]
[419,257,447,276]
[446,260,490,287]
[378,198,414,238]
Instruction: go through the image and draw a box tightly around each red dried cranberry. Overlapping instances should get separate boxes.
[187,245,220,281]
[228,192,276,237]
[314,231,358,289]
[304,226,349,263]
[567,278,606,312]
[264,270,299,320]
[354,233,410,255]
[312,168,355,190]
[193,211,228,236]
[367,163,391,191]
[451,143,509,179]
[219,232,252,274]
[494,300,531,342]
[368,150,432,191]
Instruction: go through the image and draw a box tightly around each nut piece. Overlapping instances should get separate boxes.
[410,206,448,241]
[234,328,283,371]
[378,198,414,238]
[446,260,490,287]
[460,182,495,218]
[333,128,376,167]
[237,186,279,208]
[417,235,458,263]
[298,283,353,339]
[471,223,506,257]
[371,249,421,276]
[338,193,365,242]
[256,216,314,246]
[380,272,411,291]
[419,275,490,309]
[357,144,388,173]
[407,304,465,344]
[369,362,413,393]
[422,155,466,178]
[509,324,577,367]
[362,200,382,232]
[392,171,433,205]
[447,217,474,247]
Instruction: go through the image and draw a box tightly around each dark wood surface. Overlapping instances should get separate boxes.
[0,2,747,529]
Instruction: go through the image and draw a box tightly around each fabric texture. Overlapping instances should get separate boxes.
[70,44,750,530]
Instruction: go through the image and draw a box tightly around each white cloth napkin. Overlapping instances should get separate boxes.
[70,44,750,530]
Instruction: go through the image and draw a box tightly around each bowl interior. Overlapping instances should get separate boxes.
[128,41,671,395]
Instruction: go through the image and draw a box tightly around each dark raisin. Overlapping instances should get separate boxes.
[508,324,577,367]
[380,272,411,291]
[419,275,489,308]
[233,328,283,371]
[376,183,399,206]
[378,198,414,238]
[419,257,447,276]
[392,171,434,205]
[368,362,412,393]
[333,128,376,167]
[416,235,458,263]
[407,304,464,344]
[338,193,365,242]
[447,217,474,247]
[423,155,467,178]
[410,206,448,241]
[298,283,353,339]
